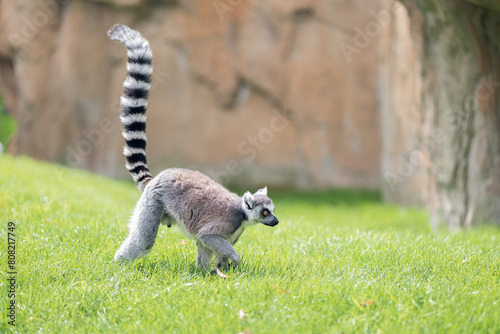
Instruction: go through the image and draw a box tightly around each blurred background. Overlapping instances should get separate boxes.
[0,0,499,229]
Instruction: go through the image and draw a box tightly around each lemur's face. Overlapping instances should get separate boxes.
[242,187,279,227]
[254,201,278,226]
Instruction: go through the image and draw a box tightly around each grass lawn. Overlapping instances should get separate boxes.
[0,155,499,333]
[0,98,17,149]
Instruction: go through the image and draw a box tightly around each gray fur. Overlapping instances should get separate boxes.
[113,170,278,269]
[115,168,278,270]
[110,24,279,270]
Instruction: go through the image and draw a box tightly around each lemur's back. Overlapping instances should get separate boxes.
[151,168,243,235]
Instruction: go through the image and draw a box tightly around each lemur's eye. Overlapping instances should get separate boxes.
[262,210,269,217]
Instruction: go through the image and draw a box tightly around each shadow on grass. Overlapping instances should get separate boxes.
[131,256,274,280]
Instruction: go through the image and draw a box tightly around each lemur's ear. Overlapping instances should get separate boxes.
[242,191,255,210]
[255,186,267,196]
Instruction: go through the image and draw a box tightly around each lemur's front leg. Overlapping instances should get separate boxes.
[198,234,241,268]
[215,229,242,270]
[196,241,214,270]
[215,255,229,270]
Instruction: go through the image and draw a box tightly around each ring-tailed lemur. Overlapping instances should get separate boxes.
[108,24,279,270]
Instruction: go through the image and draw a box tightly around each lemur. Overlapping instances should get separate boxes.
[108,24,279,270]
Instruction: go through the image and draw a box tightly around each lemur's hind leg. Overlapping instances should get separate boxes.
[114,190,163,263]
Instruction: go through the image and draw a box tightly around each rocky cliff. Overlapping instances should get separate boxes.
[0,0,384,189]
[381,0,500,227]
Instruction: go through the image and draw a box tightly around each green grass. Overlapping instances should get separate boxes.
[0,155,499,333]
[0,97,17,148]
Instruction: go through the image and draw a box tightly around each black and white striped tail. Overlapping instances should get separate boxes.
[108,24,153,192]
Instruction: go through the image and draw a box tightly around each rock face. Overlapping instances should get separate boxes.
[380,0,500,227]
[0,0,384,189]
[378,1,425,206]
[3,0,497,226]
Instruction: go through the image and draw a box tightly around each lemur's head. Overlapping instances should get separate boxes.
[242,187,279,227]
